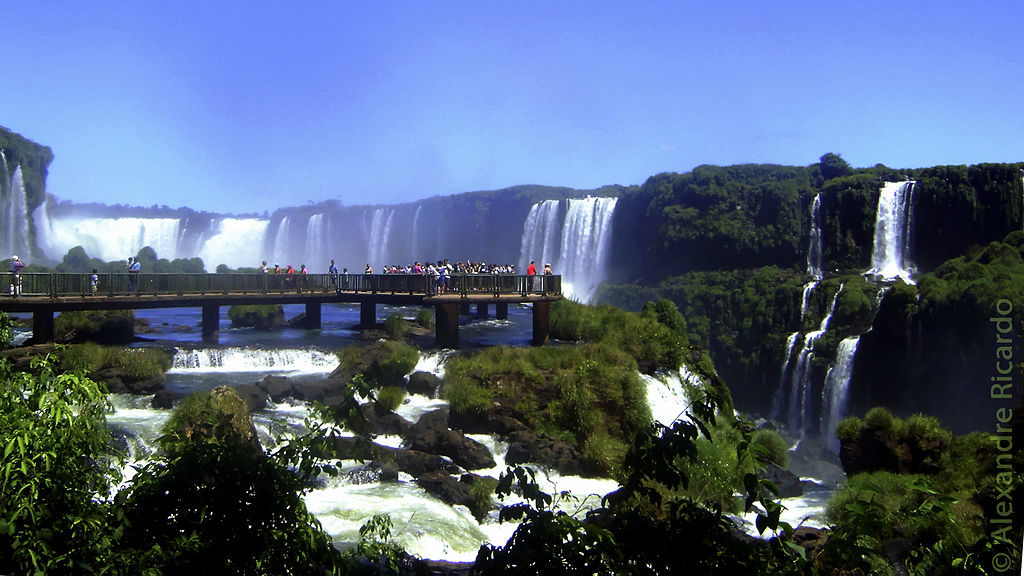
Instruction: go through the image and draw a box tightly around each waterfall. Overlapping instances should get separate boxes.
[34,215,183,263]
[800,281,818,320]
[364,208,395,268]
[197,218,270,269]
[305,214,325,270]
[769,332,802,421]
[807,194,824,280]
[820,336,860,452]
[168,347,338,373]
[411,205,423,260]
[559,197,617,303]
[785,283,843,438]
[517,197,616,303]
[866,181,916,282]
[519,200,563,272]
[271,216,291,265]
[7,166,30,259]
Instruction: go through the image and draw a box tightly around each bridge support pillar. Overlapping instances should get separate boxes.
[201,304,219,342]
[434,303,459,348]
[459,302,470,315]
[305,301,322,329]
[495,303,508,320]
[476,303,489,317]
[32,310,54,343]
[531,301,550,346]
[360,301,376,329]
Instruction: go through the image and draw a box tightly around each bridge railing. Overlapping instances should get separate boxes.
[1,272,561,298]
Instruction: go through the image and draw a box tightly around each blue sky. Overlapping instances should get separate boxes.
[2,1,1021,214]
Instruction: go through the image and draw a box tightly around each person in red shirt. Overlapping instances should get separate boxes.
[527,261,537,276]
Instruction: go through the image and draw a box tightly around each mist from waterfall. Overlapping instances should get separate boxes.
[866,181,916,282]
[518,197,617,303]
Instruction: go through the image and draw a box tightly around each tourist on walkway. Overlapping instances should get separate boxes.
[9,255,24,297]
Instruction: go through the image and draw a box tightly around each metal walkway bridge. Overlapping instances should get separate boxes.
[0,272,562,347]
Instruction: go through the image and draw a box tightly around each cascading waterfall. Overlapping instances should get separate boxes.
[807,194,824,281]
[771,195,825,421]
[305,214,325,269]
[519,200,563,271]
[364,208,395,268]
[7,165,30,259]
[197,218,270,269]
[866,180,916,282]
[517,197,616,302]
[786,284,843,438]
[168,347,338,373]
[411,204,423,260]
[271,216,291,265]
[820,336,860,452]
[559,197,617,302]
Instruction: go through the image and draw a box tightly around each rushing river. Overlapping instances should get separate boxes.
[15,303,831,561]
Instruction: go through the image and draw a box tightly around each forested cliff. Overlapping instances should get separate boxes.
[601,155,1024,434]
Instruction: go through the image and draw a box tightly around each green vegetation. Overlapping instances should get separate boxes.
[376,385,406,412]
[383,312,408,340]
[823,408,1021,574]
[415,307,435,329]
[0,355,121,574]
[227,304,285,329]
[336,340,419,389]
[474,383,805,574]
[54,309,136,344]
[59,342,172,380]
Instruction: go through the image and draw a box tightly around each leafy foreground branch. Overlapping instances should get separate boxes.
[473,386,805,575]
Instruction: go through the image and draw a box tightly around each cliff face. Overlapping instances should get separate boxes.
[601,158,1024,436]
[1,126,54,258]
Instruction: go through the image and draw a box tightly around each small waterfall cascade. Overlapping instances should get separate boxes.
[807,194,824,281]
[866,180,917,282]
[820,336,861,452]
[518,197,617,302]
[168,347,338,373]
[785,283,844,438]
[363,208,395,268]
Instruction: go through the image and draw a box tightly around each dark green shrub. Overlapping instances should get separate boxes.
[383,312,408,340]
[751,429,789,468]
[415,307,435,329]
[377,385,406,412]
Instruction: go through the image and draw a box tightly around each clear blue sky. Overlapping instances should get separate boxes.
[3,1,1021,214]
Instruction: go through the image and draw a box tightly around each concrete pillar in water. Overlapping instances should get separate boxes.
[496,303,508,320]
[32,309,54,343]
[476,303,489,317]
[201,304,219,343]
[305,301,322,329]
[532,301,550,346]
[360,300,377,329]
[459,302,470,315]
[435,302,459,348]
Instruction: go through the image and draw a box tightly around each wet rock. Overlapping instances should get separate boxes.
[504,430,594,476]
[406,370,442,397]
[404,410,496,471]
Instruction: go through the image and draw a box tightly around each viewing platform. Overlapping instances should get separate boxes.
[0,272,562,347]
